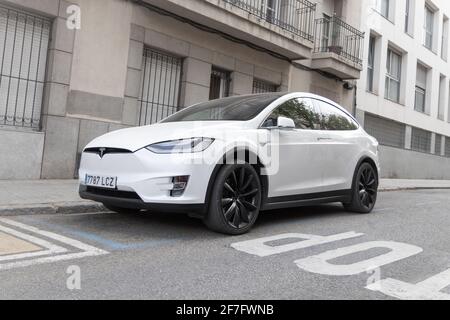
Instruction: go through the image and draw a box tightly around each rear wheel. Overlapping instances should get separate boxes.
[343,162,378,214]
[204,164,262,235]
[103,204,141,214]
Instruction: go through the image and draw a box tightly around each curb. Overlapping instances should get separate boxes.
[0,202,106,217]
[1,187,449,217]
[379,187,450,192]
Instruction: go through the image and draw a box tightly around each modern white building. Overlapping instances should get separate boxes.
[356,0,450,179]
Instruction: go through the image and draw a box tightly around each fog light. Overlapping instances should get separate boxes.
[171,176,189,197]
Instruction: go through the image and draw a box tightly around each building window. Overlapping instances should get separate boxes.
[377,0,390,19]
[209,68,231,100]
[364,114,406,149]
[138,48,183,126]
[424,4,434,50]
[385,48,401,103]
[442,16,449,60]
[367,35,376,92]
[446,137,450,157]
[411,127,432,153]
[0,6,51,129]
[405,0,413,34]
[320,14,331,50]
[253,79,278,94]
[264,0,278,24]
[435,134,442,155]
[415,63,428,113]
[438,75,446,120]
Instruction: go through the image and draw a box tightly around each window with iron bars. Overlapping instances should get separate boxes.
[209,68,231,100]
[138,48,183,126]
[252,79,278,93]
[411,127,432,154]
[0,5,51,129]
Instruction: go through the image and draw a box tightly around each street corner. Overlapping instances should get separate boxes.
[0,218,108,272]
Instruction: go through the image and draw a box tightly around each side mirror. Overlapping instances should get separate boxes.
[277,116,295,129]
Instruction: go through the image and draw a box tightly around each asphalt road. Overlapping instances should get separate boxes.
[0,189,449,300]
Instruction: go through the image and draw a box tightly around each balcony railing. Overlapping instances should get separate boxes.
[223,0,316,42]
[314,16,365,65]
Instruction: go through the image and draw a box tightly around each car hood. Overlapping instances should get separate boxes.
[84,121,248,152]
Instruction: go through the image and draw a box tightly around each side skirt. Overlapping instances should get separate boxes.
[262,190,352,211]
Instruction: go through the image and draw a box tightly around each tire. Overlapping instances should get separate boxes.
[343,162,378,214]
[103,204,141,214]
[204,164,262,235]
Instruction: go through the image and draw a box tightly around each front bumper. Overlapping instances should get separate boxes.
[79,185,206,215]
[78,147,217,212]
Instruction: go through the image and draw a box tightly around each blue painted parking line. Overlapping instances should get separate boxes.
[18,215,180,251]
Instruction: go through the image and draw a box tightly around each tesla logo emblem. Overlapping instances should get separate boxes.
[98,148,106,159]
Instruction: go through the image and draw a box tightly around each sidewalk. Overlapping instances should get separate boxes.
[1,179,450,216]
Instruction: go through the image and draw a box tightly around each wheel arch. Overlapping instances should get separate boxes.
[203,147,269,215]
[350,156,380,192]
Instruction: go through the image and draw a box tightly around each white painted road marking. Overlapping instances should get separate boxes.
[294,241,423,276]
[0,218,108,271]
[231,231,450,300]
[0,223,67,262]
[367,268,450,300]
[231,232,364,257]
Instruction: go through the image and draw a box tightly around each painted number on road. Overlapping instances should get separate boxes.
[232,232,450,300]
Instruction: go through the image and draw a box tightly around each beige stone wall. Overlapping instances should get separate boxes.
[69,0,132,98]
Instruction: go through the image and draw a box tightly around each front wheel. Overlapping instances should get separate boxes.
[204,164,262,235]
[343,162,378,214]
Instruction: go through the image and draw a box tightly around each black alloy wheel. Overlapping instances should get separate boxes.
[343,162,378,214]
[358,165,378,211]
[221,166,260,229]
[204,164,262,235]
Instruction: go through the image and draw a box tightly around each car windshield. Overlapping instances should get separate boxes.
[161,93,284,122]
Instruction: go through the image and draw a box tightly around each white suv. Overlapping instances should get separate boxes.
[79,93,380,235]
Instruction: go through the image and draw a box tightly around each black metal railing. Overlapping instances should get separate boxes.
[0,5,51,129]
[223,0,316,42]
[314,16,365,65]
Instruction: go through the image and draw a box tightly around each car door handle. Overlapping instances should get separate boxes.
[317,137,332,141]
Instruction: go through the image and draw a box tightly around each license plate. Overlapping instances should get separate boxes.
[84,174,117,189]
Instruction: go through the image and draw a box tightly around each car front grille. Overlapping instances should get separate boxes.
[84,147,133,156]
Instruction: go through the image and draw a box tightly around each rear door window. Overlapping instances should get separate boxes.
[314,100,359,131]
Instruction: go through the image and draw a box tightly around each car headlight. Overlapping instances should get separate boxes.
[146,138,215,154]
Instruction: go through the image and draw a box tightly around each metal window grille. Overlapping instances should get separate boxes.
[0,6,51,129]
[435,134,442,156]
[446,137,450,157]
[209,68,230,100]
[364,114,405,148]
[223,0,316,42]
[252,79,278,93]
[411,127,432,154]
[138,48,183,126]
